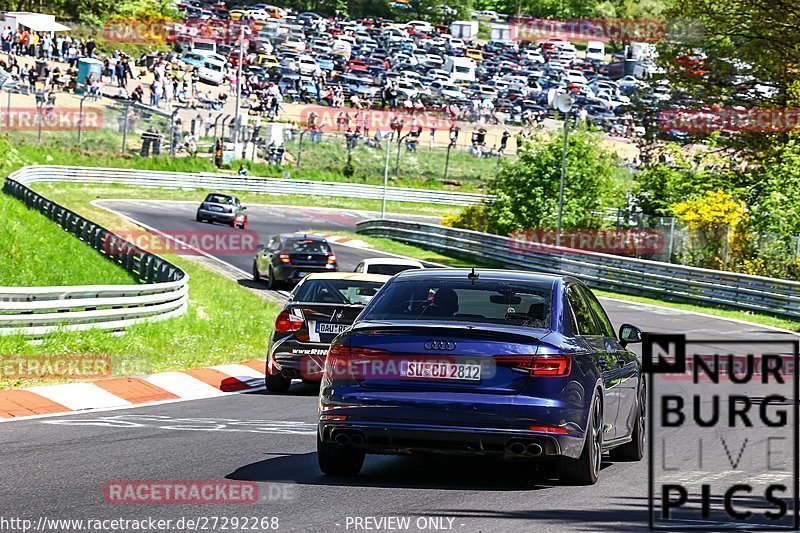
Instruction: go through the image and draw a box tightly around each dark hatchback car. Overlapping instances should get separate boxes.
[196,193,248,228]
[253,234,338,289]
[264,272,391,392]
[317,269,645,485]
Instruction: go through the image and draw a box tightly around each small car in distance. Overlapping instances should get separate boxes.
[353,257,425,276]
[265,272,391,392]
[253,234,338,289]
[317,269,645,485]
[196,193,248,228]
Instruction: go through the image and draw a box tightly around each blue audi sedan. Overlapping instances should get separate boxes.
[317,269,645,485]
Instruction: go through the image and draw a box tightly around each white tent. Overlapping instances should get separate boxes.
[3,12,71,33]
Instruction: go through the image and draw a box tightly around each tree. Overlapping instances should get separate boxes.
[485,127,624,236]
[658,0,800,159]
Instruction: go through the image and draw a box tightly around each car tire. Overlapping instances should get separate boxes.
[252,261,261,282]
[317,433,365,476]
[610,383,645,462]
[266,267,277,290]
[196,214,204,223]
[560,394,602,485]
[264,371,291,393]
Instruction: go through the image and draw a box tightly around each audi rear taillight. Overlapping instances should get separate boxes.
[274,311,304,332]
[279,253,291,263]
[495,354,571,377]
[326,344,390,380]
[532,355,571,376]
[327,253,336,265]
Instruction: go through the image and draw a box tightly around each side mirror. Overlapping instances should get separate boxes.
[619,323,642,346]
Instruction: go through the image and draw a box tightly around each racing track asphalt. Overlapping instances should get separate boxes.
[1,200,797,532]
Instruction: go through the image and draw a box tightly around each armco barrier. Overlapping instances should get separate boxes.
[2,175,188,336]
[10,165,489,206]
[356,219,800,320]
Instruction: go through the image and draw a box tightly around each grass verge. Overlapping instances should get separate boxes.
[0,192,280,389]
[334,231,800,332]
[0,193,136,286]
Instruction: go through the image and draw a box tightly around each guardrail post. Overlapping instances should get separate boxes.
[121,103,131,154]
[296,128,308,168]
[77,94,89,145]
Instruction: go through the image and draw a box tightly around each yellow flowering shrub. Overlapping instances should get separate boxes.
[671,190,749,269]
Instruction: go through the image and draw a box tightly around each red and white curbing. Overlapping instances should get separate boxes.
[310,233,373,250]
[0,359,267,420]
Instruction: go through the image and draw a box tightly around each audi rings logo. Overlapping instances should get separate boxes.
[424,340,457,351]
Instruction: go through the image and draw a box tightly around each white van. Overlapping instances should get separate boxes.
[190,38,217,56]
[444,56,476,83]
[449,20,479,40]
[297,54,319,76]
[198,58,226,85]
[332,39,352,60]
[585,41,605,61]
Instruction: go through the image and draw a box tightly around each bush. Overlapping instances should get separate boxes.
[441,204,489,232]
[671,190,749,270]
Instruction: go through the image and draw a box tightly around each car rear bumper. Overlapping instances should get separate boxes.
[318,420,581,459]
[197,208,235,223]
[273,265,336,282]
[269,341,329,380]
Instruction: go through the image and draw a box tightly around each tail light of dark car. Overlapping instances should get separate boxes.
[279,252,291,263]
[494,354,572,377]
[326,253,336,265]
[325,344,391,382]
[274,311,304,332]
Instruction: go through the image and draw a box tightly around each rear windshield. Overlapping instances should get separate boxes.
[286,239,331,254]
[293,279,385,305]
[365,264,421,276]
[363,279,552,328]
[205,194,234,204]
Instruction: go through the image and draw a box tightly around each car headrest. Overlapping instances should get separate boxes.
[527,302,545,321]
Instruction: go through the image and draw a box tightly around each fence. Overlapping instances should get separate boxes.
[10,165,489,206]
[1,172,188,336]
[356,219,800,320]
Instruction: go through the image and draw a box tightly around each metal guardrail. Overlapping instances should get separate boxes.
[2,174,188,336]
[356,219,800,320]
[12,165,489,206]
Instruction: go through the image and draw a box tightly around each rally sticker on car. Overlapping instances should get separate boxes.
[316,322,349,334]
